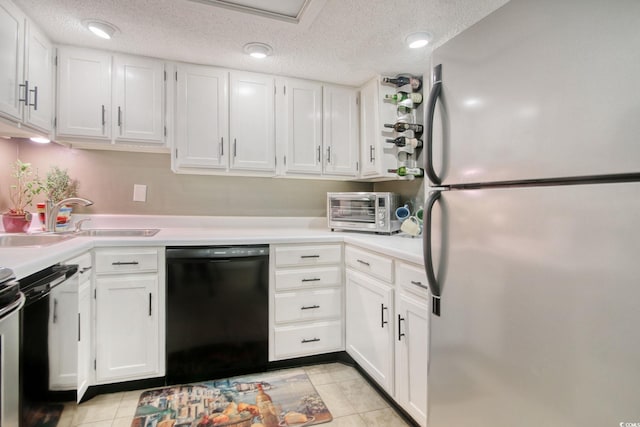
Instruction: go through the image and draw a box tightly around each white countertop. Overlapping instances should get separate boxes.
[0,215,424,279]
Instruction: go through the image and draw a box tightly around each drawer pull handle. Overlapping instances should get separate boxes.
[301,278,321,282]
[300,255,320,259]
[81,266,92,274]
[410,280,429,291]
[398,315,406,341]
[301,338,320,344]
[381,304,388,328]
[357,259,371,266]
[301,305,320,310]
[149,293,152,316]
[112,261,140,266]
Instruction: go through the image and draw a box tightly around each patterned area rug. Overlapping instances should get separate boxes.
[132,369,332,427]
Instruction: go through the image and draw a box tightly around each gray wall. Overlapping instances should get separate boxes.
[1,139,372,217]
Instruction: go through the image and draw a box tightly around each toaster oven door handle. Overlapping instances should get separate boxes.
[331,196,374,202]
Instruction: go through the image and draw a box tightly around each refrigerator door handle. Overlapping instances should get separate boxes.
[425,64,443,185]
[424,189,442,316]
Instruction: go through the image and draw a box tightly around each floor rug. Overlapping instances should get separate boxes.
[132,369,332,427]
[22,402,64,427]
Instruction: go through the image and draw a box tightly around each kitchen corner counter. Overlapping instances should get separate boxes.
[1,215,424,279]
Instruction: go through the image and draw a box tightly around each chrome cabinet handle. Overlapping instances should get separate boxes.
[148,293,152,316]
[101,105,106,126]
[327,146,331,163]
[301,305,320,310]
[301,278,321,282]
[369,145,375,162]
[357,259,370,266]
[112,261,139,266]
[300,255,320,259]
[233,139,237,158]
[220,137,224,156]
[317,145,321,163]
[19,80,29,104]
[78,312,81,342]
[301,338,320,344]
[29,86,38,110]
[381,304,388,328]
[410,280,429,291]
[117,106,122,127]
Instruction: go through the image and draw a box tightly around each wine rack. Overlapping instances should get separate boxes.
[381,74,424,179]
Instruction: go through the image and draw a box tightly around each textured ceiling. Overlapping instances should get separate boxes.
[15,0,510,86]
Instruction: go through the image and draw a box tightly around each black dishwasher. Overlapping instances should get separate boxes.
[166,245,269,384]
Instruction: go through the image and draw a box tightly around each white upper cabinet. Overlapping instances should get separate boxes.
[56,47,111,139]
[323,85,359,176]
[113,54,164,143]
[230,71,275,173]
[23,21,53,132]
[56,46,166,148]
[0,0,25,122]
[359,77,397,179]
[0,0,53,134]
[174,64,229,170]
[281,78,323,175]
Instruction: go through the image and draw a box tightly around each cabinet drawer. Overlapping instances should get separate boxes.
[273,320,343,359]
[345,245,393,283]
[274,288,342,323]
[396,261,429,299]
[275,266,341,291]
[274,244,342,267]
[95,248,159,274]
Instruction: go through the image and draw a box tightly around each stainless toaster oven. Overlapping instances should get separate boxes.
[327,192,401,234]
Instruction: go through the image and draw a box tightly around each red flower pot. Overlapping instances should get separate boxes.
[2,212,33,233]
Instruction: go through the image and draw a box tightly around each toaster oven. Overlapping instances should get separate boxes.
[327,192,401,234]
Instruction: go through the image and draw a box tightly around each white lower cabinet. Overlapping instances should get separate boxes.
[394,261,429,427]
[77,266,91,402]
[345,268,395,394]
[270,243,344,361]
[345,245,429,427]
[94,247,165,384]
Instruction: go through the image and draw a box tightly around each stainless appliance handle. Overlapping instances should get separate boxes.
[424,190,442,316]
[425,64,443,185]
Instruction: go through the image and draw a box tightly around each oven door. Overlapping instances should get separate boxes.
[329,194,378,230]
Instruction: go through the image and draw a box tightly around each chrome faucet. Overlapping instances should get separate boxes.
[45,198,94,232]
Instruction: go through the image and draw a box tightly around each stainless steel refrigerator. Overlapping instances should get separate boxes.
[422,0,640,426]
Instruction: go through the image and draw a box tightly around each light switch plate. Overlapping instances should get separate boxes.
[133,184,147,202]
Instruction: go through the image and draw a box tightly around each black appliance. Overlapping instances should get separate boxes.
[166,245,269,384]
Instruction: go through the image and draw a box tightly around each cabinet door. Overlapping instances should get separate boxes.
[175,64,228,169]
[23,21,52,132]
[323,85,359,176]
[359,77,379,177]
[56,47,111,139]
[345,269,394,393]
[77,275,91,402]
[48,272,78,390]
[395,292,429,427]
[95,273,159,382]
[0,0,24,121]
[113,55,164,143]
[230,71,275,172]
[284,78,322,174]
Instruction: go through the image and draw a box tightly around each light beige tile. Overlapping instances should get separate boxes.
[83,391,124,404]
[304,364,336,386]
[358,408,411,427]
[72,400,121,425]
[323,414,368,427]
[112,416,135,427]
[115,398,139,419]
[327,364,360,383]
[314,382,358,418]
[74,420,113,427]
[337,378,388,413]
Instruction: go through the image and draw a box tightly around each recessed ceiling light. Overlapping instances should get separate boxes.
[243,42,273,59]
[405,32,432,49]
[29,137,50,144]
[83,20,118,40]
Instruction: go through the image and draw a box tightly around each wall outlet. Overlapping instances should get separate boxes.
[133,184,147,202]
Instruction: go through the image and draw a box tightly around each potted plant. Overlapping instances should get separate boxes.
[2,160,45,233]
[41,166,79,230]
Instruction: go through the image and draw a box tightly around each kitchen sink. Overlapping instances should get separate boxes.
[0,233,77,247]
[76,228,160,237]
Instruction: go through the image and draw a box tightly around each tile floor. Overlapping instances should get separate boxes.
[56,363,412,427]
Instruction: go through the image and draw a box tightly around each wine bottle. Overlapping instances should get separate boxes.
[384,122,424,133]
[255,384,279,427]
[382,75,422,90]
[384,92,423,105]
[397,166,424,177]
[385,136,423,148]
